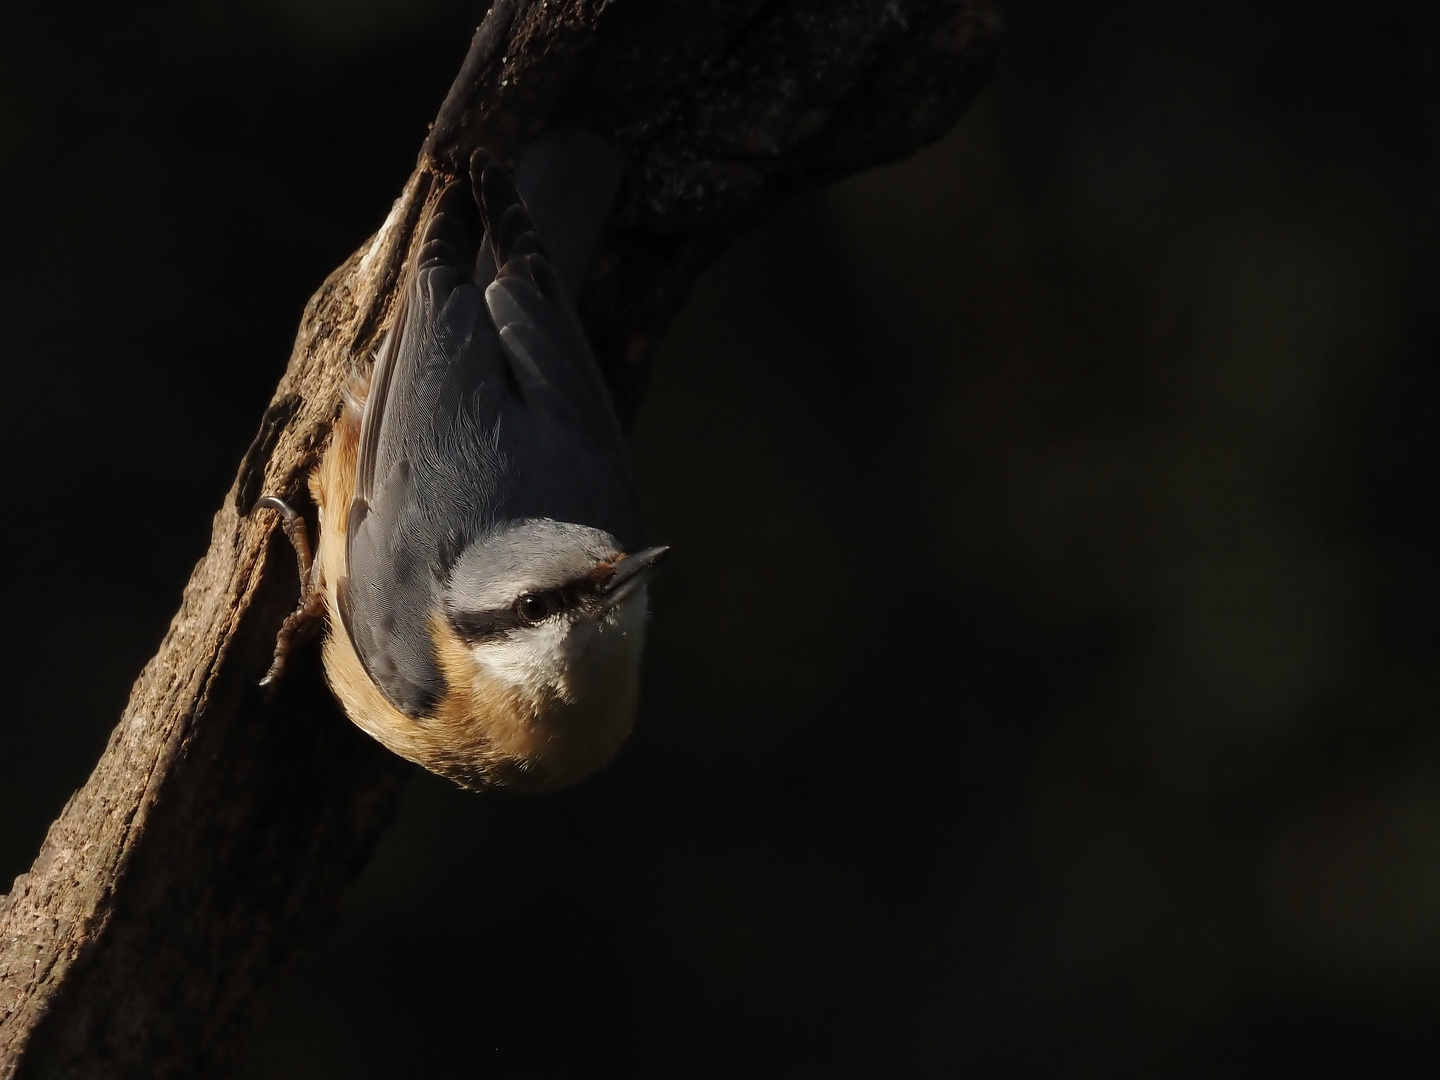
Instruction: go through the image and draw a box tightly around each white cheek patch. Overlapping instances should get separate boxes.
[472,588,650,706]
[475,621,573,699]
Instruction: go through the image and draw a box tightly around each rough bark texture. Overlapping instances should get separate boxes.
[0,1,999,1076]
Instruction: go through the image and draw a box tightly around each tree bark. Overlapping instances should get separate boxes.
[0,1,999,1076]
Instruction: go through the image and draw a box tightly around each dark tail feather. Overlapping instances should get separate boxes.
[513,130,626,301]
[418,180,482,276]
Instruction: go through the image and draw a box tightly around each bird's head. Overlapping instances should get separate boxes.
[430,519,667,791]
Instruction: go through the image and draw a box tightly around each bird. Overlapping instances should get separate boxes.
[257,131,667,793]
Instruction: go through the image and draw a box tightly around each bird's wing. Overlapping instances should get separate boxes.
[343,182,507,716]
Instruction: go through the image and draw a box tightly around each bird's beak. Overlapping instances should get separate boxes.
[600,546,670,608]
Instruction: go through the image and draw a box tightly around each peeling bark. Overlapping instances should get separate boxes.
[0,2,999,1076]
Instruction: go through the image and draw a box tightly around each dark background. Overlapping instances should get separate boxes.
[3,1,1438,1076]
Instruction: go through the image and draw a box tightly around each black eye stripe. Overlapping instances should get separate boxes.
[520,583,599,618]
[447,581,602,645]
[448,608,523,645]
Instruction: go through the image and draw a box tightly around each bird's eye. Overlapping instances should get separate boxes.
[515,593,549,623]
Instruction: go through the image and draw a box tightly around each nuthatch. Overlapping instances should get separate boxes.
[258,132,666,792]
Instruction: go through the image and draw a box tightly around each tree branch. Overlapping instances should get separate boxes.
[0,2,999,1076]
